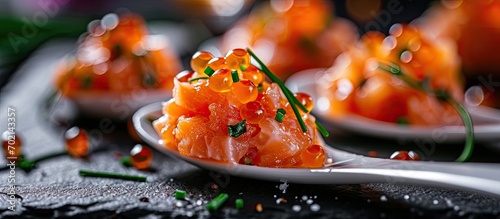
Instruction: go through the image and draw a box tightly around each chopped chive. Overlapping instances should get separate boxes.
[240,64,248,72]
[175,189,187,199]
[228,120,247,138]
[235,199,244,209]
[188,76,209,83]
[378,63,474,162]
[206,193,229,211]
[396,117,408,125]
[204,66,215,76]
[257,83,263,93]
[247,48,308,132]
[81,75,92,89]
[79,170,147,182]
[231,70,240,82]
[275,108,286,123]
[120,156,132,167]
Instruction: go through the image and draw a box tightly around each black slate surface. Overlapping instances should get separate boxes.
[1,40,500,219]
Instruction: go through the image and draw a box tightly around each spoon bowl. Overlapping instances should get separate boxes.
[133,102,500,197]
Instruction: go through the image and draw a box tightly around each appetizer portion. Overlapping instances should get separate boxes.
[54,13,181,97]
[416,0,500,75]
[317,24,464,125]
[153,49,326,168]
[220,0,358,80]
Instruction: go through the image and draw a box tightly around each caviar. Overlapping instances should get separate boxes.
[175,70,195,83]
[232,80,258,103]
[240,101,266,124]
[294,92,314,112]
[208,69,233,92]
[65,127,90,158]
[130,144,153,170]
[300,144,326,167]
[390,150,420,161]
[191,51,214,75]
[225,48,250,73]
[2,131,22,159]
[207,57,227,72]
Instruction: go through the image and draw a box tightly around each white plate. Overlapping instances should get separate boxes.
[69,89,171,119]
[285,68,500,142]
[133,102,500,196]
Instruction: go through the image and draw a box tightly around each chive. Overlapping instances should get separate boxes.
[275,108,286,123]
[396,117,408,125]
[257,83,263,93]
[240,64,248,72]
[120,156,132,167]
[448,95,474,162]
[81,75,92,88]
[378,63,474,162]
[206,193,229,211]
[228,120,247,138]
[175,189,186,199]
[188,76,209,83]
[231,70,240,82]
[247,48,308,132]
[79,170,147,182]
[204,66,215,76]
[235,199,244,209]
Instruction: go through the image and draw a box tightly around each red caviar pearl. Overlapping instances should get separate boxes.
[301,144,326,168]
[294,92,314,112]
[2,131,22,159]
[191,51,214,74]
[208,69,233,92]
[240,101,266,124]
[232,80,258,104]
[390,150,420,161]
[130,144,153,170]
[225,48,250,73]
[175,70,195,83]
[65,127,90,158]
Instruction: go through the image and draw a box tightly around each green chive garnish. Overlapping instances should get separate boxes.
[257,83,263,93]
[206,193,229,211]
[79,170,147,182]
[396,117,408,125]
[204,66,215,76]
[240,64,248,72]
[120,156,132,167]
[188,76,209,83]
[231,70,240,82]
[175,189,186,199]
[247,48,308,132]
[275,108,286,123]
[235,199,244,209]
[228,120,247,138]
[247,48,330,137]
[378,63,474,162]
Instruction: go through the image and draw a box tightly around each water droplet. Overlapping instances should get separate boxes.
[380,195,387,202]
[314,196,317,199]
[433,200,439,205]
[335,197,338,200]
[306,199,313,205]
[310,204,320,212]
[292,205,302,212]
[176,201,183,207]
[404,195,410,200]
[454,205,460,211]
[273,195,277,198]
[367,199,371,203]
[302,195,308,201]
[196,200,202,206]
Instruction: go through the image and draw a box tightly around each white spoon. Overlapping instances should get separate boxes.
[133,102,500,197]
